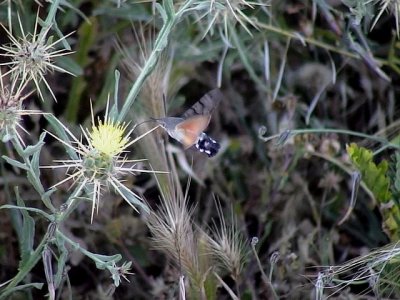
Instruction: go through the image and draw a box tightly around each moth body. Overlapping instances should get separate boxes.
[157,89,222,156]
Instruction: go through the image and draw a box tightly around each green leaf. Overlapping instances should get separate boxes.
[15,189,35,269]
[0,205,53,221]
[347,143,392,203]
[54,234,68,288]
[43,188,57,201]
[394,153,400,193]
[113,181,149,213]
[156,2,167,23]
[45,114,79,160]
[30,133,46,179]
[0,283,44,300]
[93,5,151,21]
[230,26,266,89]
[54,56,83,76]
[1,156,28,171]
[164,0,175,19]
[109,70,120,121]
[57,229,121,270]
[92,253,122,266]
[22,140,44,158]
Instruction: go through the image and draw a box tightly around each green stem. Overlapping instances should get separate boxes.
[12,137,56,212]
[118,0,196,122]
[57,184,85,222]
[56,230,101,263]
[118,5,175,122]
[230,25,266,89]
[41,0,62,34]
[253,20,361,61]
[260,128,400,152]
[56,230,121,267]
[250,241,279,300]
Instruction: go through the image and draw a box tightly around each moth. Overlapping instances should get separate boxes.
[155,88,222,157]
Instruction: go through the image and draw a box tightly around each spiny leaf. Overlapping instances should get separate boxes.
[347,143,391,203]
[382,204,400,241]
[15,188,35,269]
[45,114,79,160]
[1,156,28,171]
[347,144,399,241]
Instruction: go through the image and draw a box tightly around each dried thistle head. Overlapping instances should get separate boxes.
[0,73,35,144]
[0,11,74,101]
[0,86,22,141]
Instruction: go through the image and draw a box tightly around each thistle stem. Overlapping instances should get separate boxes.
[118,0,196,122]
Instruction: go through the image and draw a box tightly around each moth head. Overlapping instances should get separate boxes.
[152,117,182,132]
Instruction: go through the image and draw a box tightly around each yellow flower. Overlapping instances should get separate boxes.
[44,99,163,223]
[89,118,129,157]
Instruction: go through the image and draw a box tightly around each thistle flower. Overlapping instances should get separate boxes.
[0,73,38,145]
[0,12,74,101]
[45,100,161,223]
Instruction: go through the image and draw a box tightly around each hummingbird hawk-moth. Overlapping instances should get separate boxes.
[155,88,222,157]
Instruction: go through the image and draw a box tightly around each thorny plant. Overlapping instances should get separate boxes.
[0,0,218,298]
[2,0,400,299]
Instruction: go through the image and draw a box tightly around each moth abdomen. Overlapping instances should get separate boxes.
[195,133,220,157]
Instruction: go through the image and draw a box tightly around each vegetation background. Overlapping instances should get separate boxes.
[1,0,400,299]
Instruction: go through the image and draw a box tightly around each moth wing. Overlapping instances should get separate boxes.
[176,115,211,148]
[181,88,222,119]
